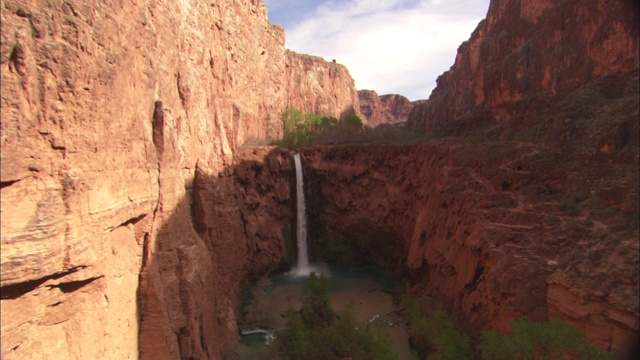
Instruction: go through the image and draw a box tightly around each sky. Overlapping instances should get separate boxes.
[264,0,490,101]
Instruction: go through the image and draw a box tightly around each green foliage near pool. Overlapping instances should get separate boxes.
[259,273,398,360]
[480,317,616,360]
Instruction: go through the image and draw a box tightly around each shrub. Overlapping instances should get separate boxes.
[275,109,388,148]
[300,273,334,327]
[343,113,364,127]
[479,317,616,360]
[401,291,472,359]
[263,275,397,360]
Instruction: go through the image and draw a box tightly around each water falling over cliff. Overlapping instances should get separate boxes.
[289,152,328,277]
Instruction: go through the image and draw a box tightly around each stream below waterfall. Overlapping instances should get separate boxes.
[234,263,416,359]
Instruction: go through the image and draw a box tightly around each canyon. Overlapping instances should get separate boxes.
[407,0,639,136]
[300,137,638,358]
[1,0,638,360]
[1,0,355,358]
[358,90,418,127]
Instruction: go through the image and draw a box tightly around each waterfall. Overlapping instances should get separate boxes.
[291,152,311,276]
[290,152,327,277]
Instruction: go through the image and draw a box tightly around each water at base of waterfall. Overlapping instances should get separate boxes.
[236,263,412,359]
[288,263,330,278]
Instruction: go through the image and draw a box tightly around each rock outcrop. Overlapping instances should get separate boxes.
[407,0,639,135]
[287,51,361,119]
[0,0,357,358]
[358,90,416,126]
[301,134,639,358]
[397,2,640,354]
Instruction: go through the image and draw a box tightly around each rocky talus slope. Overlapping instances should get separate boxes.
[0,0,357,358]
[358,90,417,126]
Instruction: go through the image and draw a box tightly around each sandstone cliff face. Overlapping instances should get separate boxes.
[301,138,639,358]
[358,90,415,126]
[0,0,357,358]
[397,2,639,354]
[407,0,639,134]
[286,51,361,119]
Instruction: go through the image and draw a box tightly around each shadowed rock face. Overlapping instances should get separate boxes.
[138,146,293,359]
[396,4,640,354]
[300,131,638,358]
[408,0,639,135]
[0,0,357,358]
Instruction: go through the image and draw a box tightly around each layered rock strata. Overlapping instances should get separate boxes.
[358,90,416,126]
[398,2,640,354]
[301,136,639,358]
[0,0,358,358]
[2,0,638,359]
[407,0,639,135]
[287,51,361,119]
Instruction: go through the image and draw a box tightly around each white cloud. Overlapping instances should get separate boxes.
[277,0,489,101]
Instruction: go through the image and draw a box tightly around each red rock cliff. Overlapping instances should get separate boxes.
[287,51,361,119]
[358,90,416,126]
[408,0,639,134]
[398,3,640,354]
[301,129,639,358]
[0,0,358,358]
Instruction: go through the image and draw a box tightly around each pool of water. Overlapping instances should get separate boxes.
[235,263,416,359]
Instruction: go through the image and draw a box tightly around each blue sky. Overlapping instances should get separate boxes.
[264,0,490,101]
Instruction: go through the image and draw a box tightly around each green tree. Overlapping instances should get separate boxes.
[262,276,397,360]
[279,108,308,149]
[427,310,472,360]
[343,113,364,128]
[480,317,616,360]
[300,273,334,327]
[401,291,472,360]
[288,311,309,360]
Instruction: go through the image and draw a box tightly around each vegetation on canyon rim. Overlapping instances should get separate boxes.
[275,108,365,149]
[275,108,429,148]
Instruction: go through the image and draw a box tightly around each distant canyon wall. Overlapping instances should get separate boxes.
[408,0,639,134]
[0,0,358,358]
[287,51,361,119]
[358,90,417,126]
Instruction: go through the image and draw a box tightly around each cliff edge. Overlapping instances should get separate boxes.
[408,0,638,136]
[0,0,358,358]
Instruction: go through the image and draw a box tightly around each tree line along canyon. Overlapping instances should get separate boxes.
[0,0,638,359]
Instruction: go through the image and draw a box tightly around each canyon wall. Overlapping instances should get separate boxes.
[397,2,639,354]
[287,51,361,119]
[0,0,358,358]
[301,128,639,357]
[407,0,639,135]
[358,90,416,126]
[2,0,638,358]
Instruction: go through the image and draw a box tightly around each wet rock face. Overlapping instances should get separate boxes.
[407,0,639,134]
[358,90,416,126]
[0,0,357,358]
[300,138,639,358]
